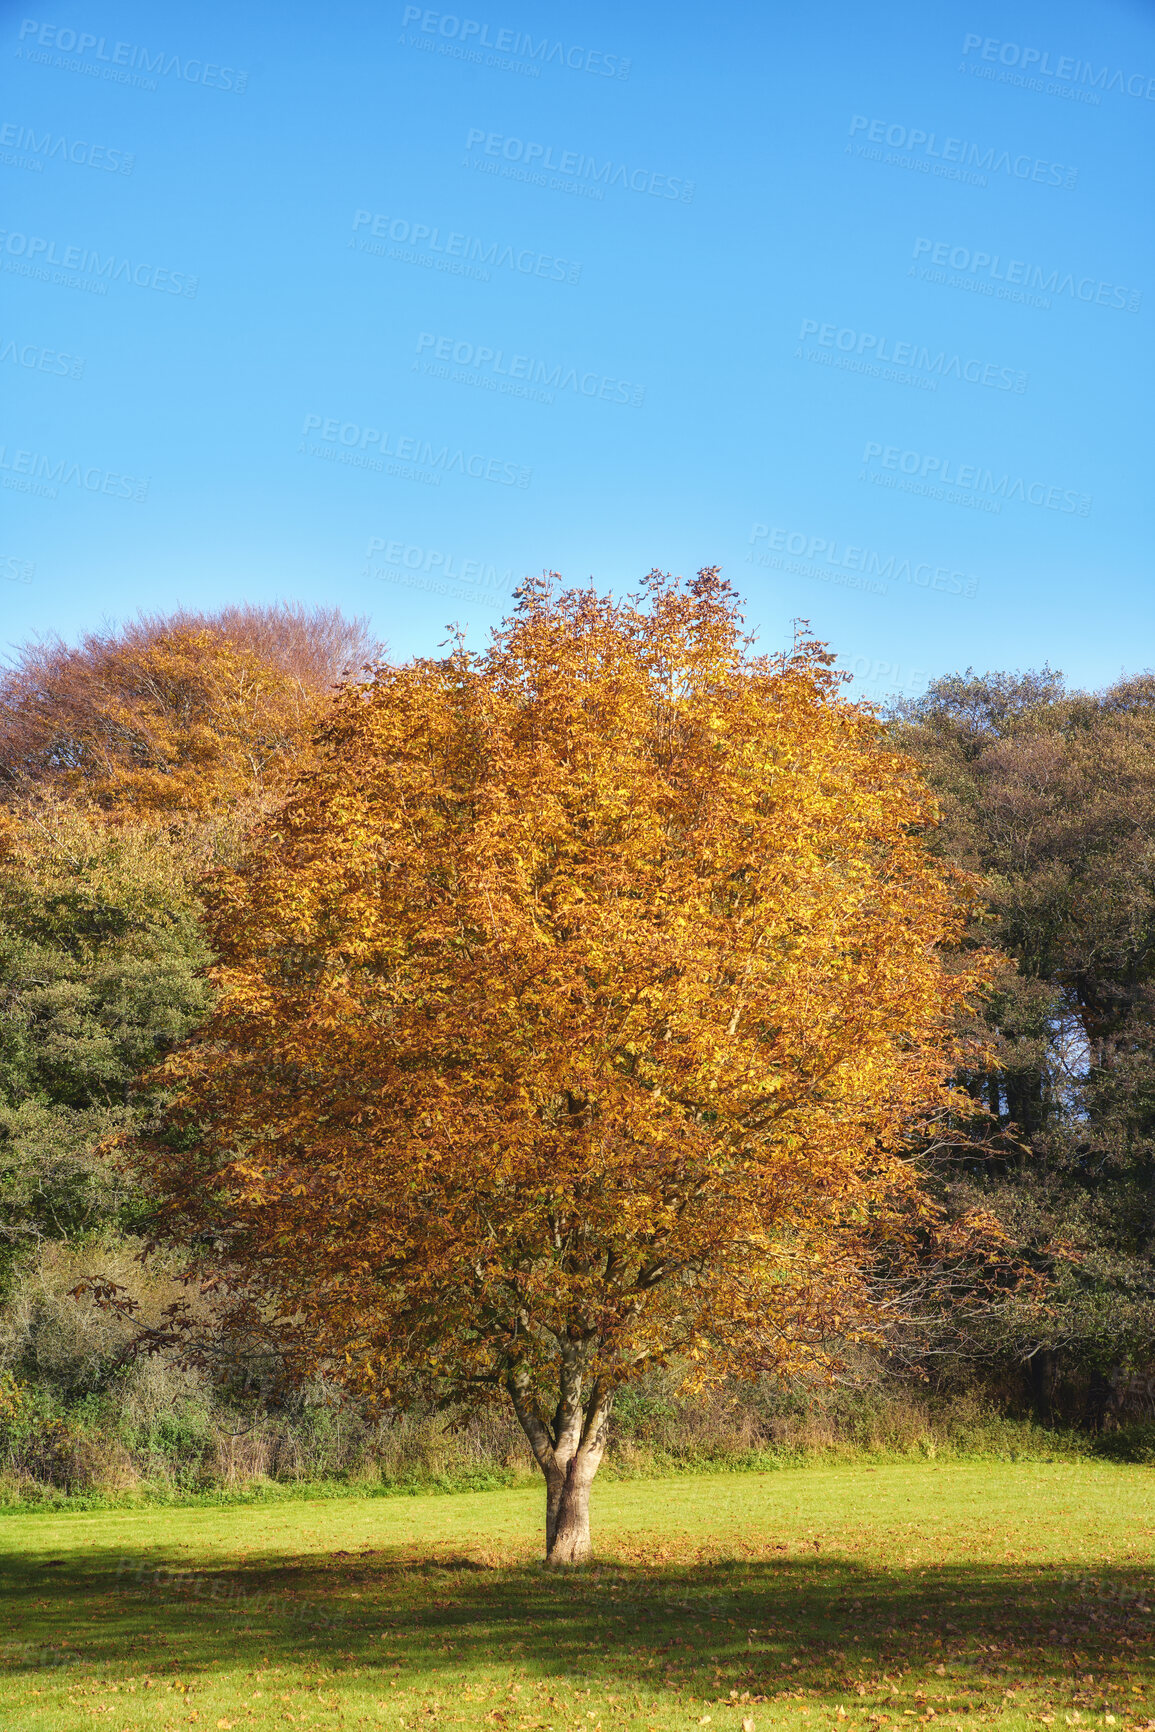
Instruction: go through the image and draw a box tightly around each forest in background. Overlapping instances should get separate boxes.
[2,600,1154,1506]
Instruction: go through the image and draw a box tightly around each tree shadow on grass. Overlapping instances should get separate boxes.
[2,1537,1153,1710]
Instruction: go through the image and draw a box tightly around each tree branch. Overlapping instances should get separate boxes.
[505,1370,555,1473]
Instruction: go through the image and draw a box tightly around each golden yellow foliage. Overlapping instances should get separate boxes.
[0,604,379,819]
[147,571,993,1559]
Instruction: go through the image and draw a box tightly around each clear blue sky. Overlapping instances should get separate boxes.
[2,0,1152,700]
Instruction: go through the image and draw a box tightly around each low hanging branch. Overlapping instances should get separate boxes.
[131,569,997,1562]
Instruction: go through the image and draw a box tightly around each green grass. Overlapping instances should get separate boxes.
[2,1462,1153,1732]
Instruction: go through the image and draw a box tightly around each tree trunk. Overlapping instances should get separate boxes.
[1026,1348,1056,1421]
[545,1448,598,1563]
[1084,1366,1112,1433]
[506,1351,611,1565]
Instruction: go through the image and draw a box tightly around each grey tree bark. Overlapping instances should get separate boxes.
[506,1346,612,1564]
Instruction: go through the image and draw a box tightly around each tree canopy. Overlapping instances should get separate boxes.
[0,602,381,817]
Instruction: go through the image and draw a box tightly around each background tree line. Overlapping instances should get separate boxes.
[891,670,1155,1425]
[0,601,1151,1504]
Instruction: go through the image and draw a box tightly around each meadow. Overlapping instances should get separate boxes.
[2,1462,1153,1732]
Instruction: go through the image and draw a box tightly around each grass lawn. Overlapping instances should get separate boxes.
[1,1461,1153,1732]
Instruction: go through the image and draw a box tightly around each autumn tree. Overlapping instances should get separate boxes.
[0,602,381,818]
[144,573,990,1561]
